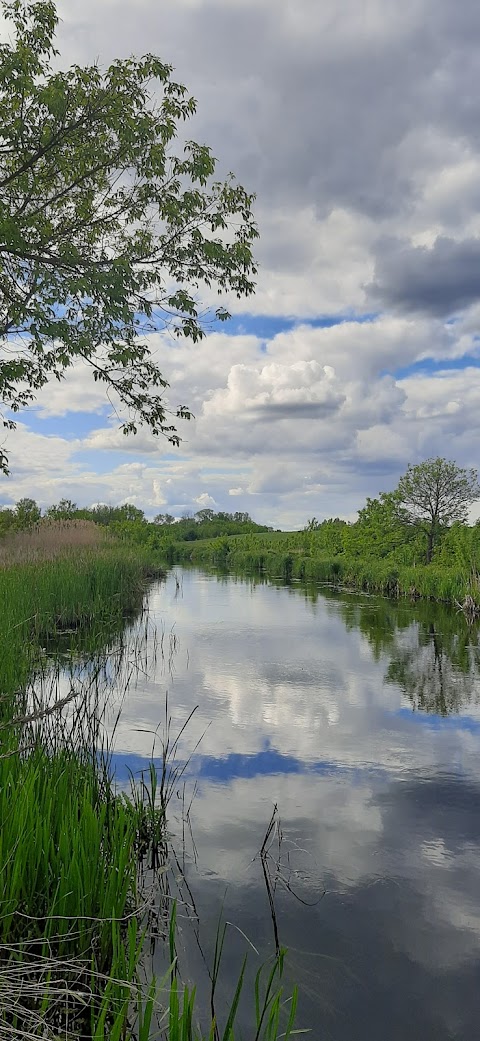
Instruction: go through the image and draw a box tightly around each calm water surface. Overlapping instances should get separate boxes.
[110,569,480,1039]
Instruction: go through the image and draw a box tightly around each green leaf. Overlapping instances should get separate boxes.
[0,0,258,473]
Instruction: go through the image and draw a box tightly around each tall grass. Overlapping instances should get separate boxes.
[0,518,106,566]
[0,750,150,1039]
[0,525,300,1040]
[0,523,158,1037]
[1,695,300,1040]
[0,520,161,700]
[167,533,480,606]
[0,620,167,1040]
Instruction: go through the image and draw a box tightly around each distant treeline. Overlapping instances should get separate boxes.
[4,457,480,605]
[0,497,273,543]
[3,494,480,573]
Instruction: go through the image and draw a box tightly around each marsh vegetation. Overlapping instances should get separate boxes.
[0,521,299,1040]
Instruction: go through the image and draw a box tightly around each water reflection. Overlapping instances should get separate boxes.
[330,591,480,715]
[48,568,480,1040]
[387,624,480,715]
[163,769,480,1041]
[199,569,480,714]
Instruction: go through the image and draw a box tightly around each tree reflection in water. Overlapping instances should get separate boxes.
[210,569,480,717]
[310,586,480,716]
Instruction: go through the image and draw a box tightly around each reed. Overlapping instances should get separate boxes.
[1,712,299,1039]
[0,522,162,701]
[166,534,480,606]
[0,552,299,1038]
[0,519,106,566]
[0,747,156,1037]
[0,621,160,1038]
[0,524,158,1036]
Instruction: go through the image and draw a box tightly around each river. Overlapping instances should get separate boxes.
[67,568,480,1038]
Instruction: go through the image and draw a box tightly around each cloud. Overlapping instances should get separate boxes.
[27,358,111,417]
[0,423,81,490]
[203,360,344,420]
[57,0,480,216]
[369,236,480,316]
[246,207,374,316]
[3,0,480,521]
[194,492,216,508]
[4,315,480,524]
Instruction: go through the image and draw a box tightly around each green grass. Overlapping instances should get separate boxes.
[0,525,160,1037]
[0,525,300,1040]
[0,746,151,1038]
[164,531,480,606]
[0,729,300,1040]
[0,749,137,954]
[0,532,161,700]
[2,657,167,1039]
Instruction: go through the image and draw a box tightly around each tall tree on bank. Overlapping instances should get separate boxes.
[396,457,480,564]
[0,0,258,473]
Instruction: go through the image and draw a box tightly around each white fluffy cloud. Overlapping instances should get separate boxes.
[2,0,480,523]
[2,313,480,524]
[204,360,344,417]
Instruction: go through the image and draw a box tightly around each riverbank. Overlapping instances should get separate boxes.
[0,520,163,698]
[1,523,298,1039]
[0,521,164,1037]
[166,533,480,607]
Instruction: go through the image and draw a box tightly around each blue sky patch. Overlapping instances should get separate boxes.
[224,312,378,340]
[386,355,480,381]
[107,744,387,787]
[71,448,158,472]
[19,408,110,439]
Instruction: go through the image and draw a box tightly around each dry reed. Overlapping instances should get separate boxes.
[0,519,107,567]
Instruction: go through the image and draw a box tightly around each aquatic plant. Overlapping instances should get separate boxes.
[0,538,300,1039]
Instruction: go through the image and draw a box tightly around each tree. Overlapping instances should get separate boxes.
[395,457,480,563]
[118,504,145,523]
[15,496,41,527]
[195,508,215,522]
[346,490,415,561]
[45,497,78,519]
[0,1,258,473]
[153,513,175,525]
[89,504,116,526]
[0,506,15,534]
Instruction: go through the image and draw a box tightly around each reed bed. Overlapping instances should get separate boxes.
[0,527,299,1039]
[1,675,299,1040]
[0,631,161,1038]
[0,751,146,1035]
[0,518,106,566]
[168,535,480,606]
[0,522,160,700]
[0,534,160,1037]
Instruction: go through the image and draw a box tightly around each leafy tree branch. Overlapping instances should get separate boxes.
[0,0,258,472]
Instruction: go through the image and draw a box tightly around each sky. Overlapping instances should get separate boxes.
[2,0,480,527]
